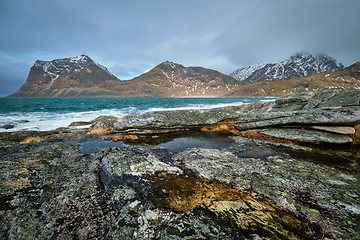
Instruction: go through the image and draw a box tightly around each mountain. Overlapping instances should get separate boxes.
[8,57,239,98]
[8,53,357,98]
[8,55,121,98]
[123,61,239,97]
[226,61,360,97]
[230,52,345,83]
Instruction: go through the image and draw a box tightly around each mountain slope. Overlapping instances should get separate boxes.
[226,62,360,97]
[126,61,239,97]
[8,57,239,98]
[230,52,344,83]
[8,55,121,98]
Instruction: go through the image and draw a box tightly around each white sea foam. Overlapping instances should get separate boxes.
[0,108,138,132]
[147,101,247,112]
[0,98,275,132]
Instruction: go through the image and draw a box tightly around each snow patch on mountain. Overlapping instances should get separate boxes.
[229,63,266,81]
[34,54,118,81]
[230,52,345,83]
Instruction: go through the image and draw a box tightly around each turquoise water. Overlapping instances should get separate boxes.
[0,97,275,131]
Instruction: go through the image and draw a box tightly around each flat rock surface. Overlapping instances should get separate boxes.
[259,128,353,144]
[91,108,241,134]
[235,107,360,131]
[2,89,360,239]
[0,130,359,240]
[309,126,356,135]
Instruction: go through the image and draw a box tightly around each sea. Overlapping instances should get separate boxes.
[0,97,276,132]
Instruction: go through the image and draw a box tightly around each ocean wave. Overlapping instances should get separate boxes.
[147,101,246,112]
[0,97,275,132]
[0,108,136,132]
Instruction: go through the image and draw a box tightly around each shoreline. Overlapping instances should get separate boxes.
[1,89,360,239]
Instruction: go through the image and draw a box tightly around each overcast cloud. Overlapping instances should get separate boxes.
[0,0,359,97]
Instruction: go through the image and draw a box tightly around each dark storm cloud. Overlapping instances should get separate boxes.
[214,0,360,68]
[0,0,359,96]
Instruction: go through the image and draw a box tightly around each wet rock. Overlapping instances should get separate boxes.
[2,124,14,129]
[0,120,30,130]
[259,128,353,144]
[208,200,309,240]
[148,172,309,239]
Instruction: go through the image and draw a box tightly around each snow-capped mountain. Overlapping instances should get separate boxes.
[229,63,266,81]
[9,55,120,97]
[8,52,356,98]
[230,52,345,83]
[33,54,118,81]
[8,57,238,98]
[127,61,238,97]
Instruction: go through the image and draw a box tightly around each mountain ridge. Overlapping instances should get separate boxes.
[8,54,121,98]
[8,56,239,98]
[7,53,359,98]
[230,52,344,83]
[226,61,360,97]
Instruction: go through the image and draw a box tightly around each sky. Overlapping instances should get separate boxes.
[0,0,359,97]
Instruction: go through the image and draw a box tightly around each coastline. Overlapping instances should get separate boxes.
[1,89,360,239]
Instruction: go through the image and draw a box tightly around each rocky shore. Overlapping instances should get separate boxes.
[1,89,360,239]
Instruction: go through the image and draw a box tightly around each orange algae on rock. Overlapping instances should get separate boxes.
[147,172,310,239]
[201,122,240,135]
[87,128,111,135]
[20,137,43,144]
[1,158,40,192]
[148,172,244,213]
[68,121,92,127]
[351,124,360,145]
[111,135,139,142]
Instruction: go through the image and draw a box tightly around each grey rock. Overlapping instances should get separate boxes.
[101,147,181,178]
[109,108,241,134]
[309,126,355,135]
[317,88,360,108]
[225,101,273,113]
[302,88,341,109]
[0,127,359,239]
[259,128,353,144]
[270,102,306,112]
[235,107,360,131]
[90,117,117,130]
[2,124,14,129]
[176,137,359,239]
[274,91,316,105]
